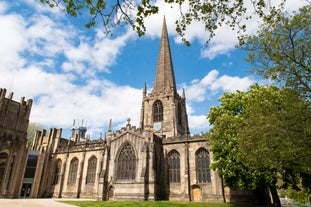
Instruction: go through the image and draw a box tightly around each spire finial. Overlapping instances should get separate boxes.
[108,119,112,132]
[143,82,147,96]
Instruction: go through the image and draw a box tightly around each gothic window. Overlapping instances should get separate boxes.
[153,100,163,122]
[195,148,211,183]
[0,152,8,185]
[168,150,180,183]
[178,103,182,125]
[86,156,97,184]
[53,159,62,185]
[68,157,78,184]
[116,143,136,180]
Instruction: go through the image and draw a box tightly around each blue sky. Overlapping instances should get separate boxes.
[0,0,307,138]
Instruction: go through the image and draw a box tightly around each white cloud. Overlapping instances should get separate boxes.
[184,69,254,102]
[0,13,27,69]
[177,69,254,133]
[3,0,305,137]
[188,115,209,134]
[0,1,140,138]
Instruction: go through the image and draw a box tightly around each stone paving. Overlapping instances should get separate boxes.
[0,198,80,207]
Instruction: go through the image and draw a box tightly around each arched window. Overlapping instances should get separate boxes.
[153,100,163,122]
[116,143,136,180]
[86,156,97,184]
[53,159,62,185]
[0,152,8,185]
[68,157,78,184]
[168,150,180,183]
[178,103,182,125]
[195,148,211,183]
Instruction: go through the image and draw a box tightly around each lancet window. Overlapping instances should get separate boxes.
[178,102,182,125]
[68,157,78,184]
[53,159,62,185]
[0,152,8,185]
[86,156,97,184]
[153,100,163,122]
[168,150,180,183]
[195,148,211,183]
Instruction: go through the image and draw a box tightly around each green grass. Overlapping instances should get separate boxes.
[61,200,256,207]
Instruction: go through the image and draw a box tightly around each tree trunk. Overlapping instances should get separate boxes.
[269,184,281,207]
[255,184,271,206]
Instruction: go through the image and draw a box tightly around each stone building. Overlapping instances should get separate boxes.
[0,18,251,202]
[0,88,32,198]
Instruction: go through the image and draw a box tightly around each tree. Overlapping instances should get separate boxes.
[27,122,44,146]
[40,0,291,44]
[242,6,311,99]
[208,84,311,207]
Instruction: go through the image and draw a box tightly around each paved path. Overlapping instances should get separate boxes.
[0,199,79,207]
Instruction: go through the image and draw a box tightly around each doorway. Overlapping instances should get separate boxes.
[192,185,201,201]
[108,186,114,200]
[20,183,32,198]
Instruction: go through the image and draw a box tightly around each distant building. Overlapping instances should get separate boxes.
[0,18,253,202]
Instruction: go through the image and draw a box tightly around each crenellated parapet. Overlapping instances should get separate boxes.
[31,128,62,152]
[0,88,32,148]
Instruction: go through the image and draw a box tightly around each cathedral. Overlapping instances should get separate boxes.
[0,18,252,202]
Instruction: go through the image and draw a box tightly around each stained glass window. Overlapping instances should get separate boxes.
[68,157,78,184]
[168,150,180,183]
[86,156,97,184]
[195,148,211,183]
[153,100,163,122]
[116,144,136,180]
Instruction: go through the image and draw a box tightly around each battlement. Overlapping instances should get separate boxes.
[0,88,33,143]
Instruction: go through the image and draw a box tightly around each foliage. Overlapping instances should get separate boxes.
[61,200,255,207]
[279,186,310,203]
[208,84,311,206]
[39,0,292,44]
[242,6,311,99]
[27,122,44,145]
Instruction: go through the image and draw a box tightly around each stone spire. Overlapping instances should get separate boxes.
[153,16,176,93]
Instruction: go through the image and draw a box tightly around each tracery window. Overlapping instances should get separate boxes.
[0,152,8,184]
[195,148,211,183]
[168,150,180,183]
[53,159,62,185]
[116,143,136,180]
[153,100,163,122]
[68,157,78,184]
[86,156,97,184]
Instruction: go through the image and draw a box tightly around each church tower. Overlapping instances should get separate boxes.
[140,17,189,139]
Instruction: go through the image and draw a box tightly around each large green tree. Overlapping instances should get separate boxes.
[208,85,311,206]
[242,6,311,99]
[40,0,292,44]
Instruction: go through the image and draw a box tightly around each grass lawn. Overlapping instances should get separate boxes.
[61,200,257,207]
